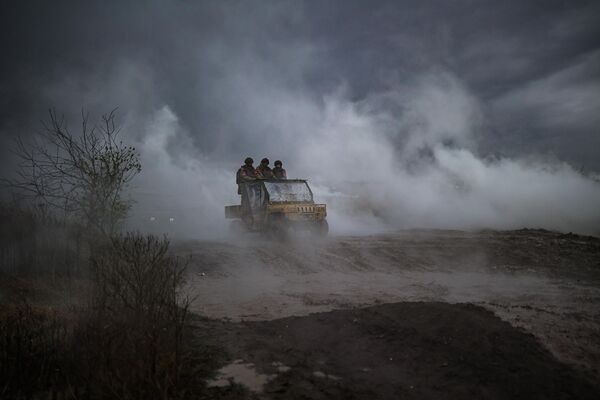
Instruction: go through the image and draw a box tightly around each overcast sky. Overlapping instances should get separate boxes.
[1,0,599,235]
[1,0,599,168]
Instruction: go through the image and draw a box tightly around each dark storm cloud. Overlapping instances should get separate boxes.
[1,0,600,236]
[1,0,599,166]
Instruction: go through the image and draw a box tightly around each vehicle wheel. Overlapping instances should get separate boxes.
[314,220,329,237]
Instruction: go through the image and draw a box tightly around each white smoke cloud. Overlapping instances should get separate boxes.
[126,70,600,237]
[126,106,235,239]
[3,2,599,238]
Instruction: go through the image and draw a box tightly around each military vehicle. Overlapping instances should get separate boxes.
[225,179,328,237]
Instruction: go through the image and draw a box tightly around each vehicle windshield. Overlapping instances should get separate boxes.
[264,181,313,203]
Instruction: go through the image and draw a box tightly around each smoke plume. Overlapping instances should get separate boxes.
[1,1,599,237]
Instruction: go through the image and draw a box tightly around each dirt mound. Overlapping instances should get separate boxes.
[202,302,599,399]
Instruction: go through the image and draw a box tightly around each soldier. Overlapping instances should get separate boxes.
[255,158,274,179]
[236,157,256,194]
[273,160,287,179]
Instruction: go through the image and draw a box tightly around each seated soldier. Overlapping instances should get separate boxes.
[255,158,274,179]
[273,160,287,179]
[236,157,256,194]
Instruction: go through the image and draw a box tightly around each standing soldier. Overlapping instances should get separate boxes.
[255,158,274,179]
[273,160,287,179]
[236,157,256,194]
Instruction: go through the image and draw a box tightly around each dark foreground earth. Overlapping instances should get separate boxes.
[196,302,598,400]
[177,229,600,399]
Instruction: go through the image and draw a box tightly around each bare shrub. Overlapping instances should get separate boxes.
[7,109,141,238]
[0,233,199,399]
[75,232,192,399]
[2,108,142,276]
[90,233,187,313]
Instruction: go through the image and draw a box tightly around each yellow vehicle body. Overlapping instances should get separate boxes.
[225,179,328,236]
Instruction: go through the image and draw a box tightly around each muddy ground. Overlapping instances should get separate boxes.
[175,229,600,399]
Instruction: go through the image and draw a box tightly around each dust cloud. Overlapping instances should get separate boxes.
[2,2,599,238]
[126,71,600,238]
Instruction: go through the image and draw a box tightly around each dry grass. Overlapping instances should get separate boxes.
[0,203,86,277]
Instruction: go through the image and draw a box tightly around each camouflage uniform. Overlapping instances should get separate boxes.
[236,163,256,194]
[273,166,287,179]
[255,164,274,179]
[255,158,274,179]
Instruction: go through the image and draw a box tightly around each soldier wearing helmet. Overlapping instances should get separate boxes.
[255,158,274,179]
[236,157,256,194]
[273,160,287,179]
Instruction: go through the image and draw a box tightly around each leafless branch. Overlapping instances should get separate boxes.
[6,109,141,237]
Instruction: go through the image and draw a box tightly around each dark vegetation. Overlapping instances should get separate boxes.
[0,204,211,399]
[0,111,214,399]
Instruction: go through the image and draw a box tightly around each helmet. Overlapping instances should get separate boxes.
[244,157,253,165]
[274,160,282,167]
[261,158,269,165]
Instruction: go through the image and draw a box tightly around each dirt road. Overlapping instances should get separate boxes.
[176,229,600,398]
